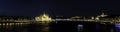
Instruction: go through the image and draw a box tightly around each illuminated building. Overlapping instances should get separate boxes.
[35,12,52,21]
[95,12,108,20]
[0,16,33,21]
[99,15,119,21]
[94,12,120,21]
[71,16,94,19]
[99,12,108,17]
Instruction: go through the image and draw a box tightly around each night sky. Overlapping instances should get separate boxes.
[0,0,120,17]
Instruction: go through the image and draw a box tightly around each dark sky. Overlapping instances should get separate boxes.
[0,0,120,17]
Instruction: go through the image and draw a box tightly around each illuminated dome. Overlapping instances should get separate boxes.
[96,12,108,17]
[35,13,52,21]
[95,12,108,20]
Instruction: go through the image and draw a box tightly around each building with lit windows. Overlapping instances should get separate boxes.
[0,16,33,21]
[99,15,120,21]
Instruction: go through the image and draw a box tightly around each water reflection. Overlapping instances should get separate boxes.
[0,21,119,32]
[115,23,120,32]
[77,24,83,32]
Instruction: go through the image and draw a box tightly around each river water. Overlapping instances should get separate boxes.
[0,21,119,32]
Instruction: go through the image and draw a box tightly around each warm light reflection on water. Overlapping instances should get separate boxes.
[0,22,50,32]
[0,21,119,32]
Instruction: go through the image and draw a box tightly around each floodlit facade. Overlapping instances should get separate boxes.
[0,16,32,21]
[35,13,52,21]
[95,12,108,20]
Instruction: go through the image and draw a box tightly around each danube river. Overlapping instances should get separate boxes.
[0,21,120,32]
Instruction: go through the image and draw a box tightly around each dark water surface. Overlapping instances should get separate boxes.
[0,21,120,32]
